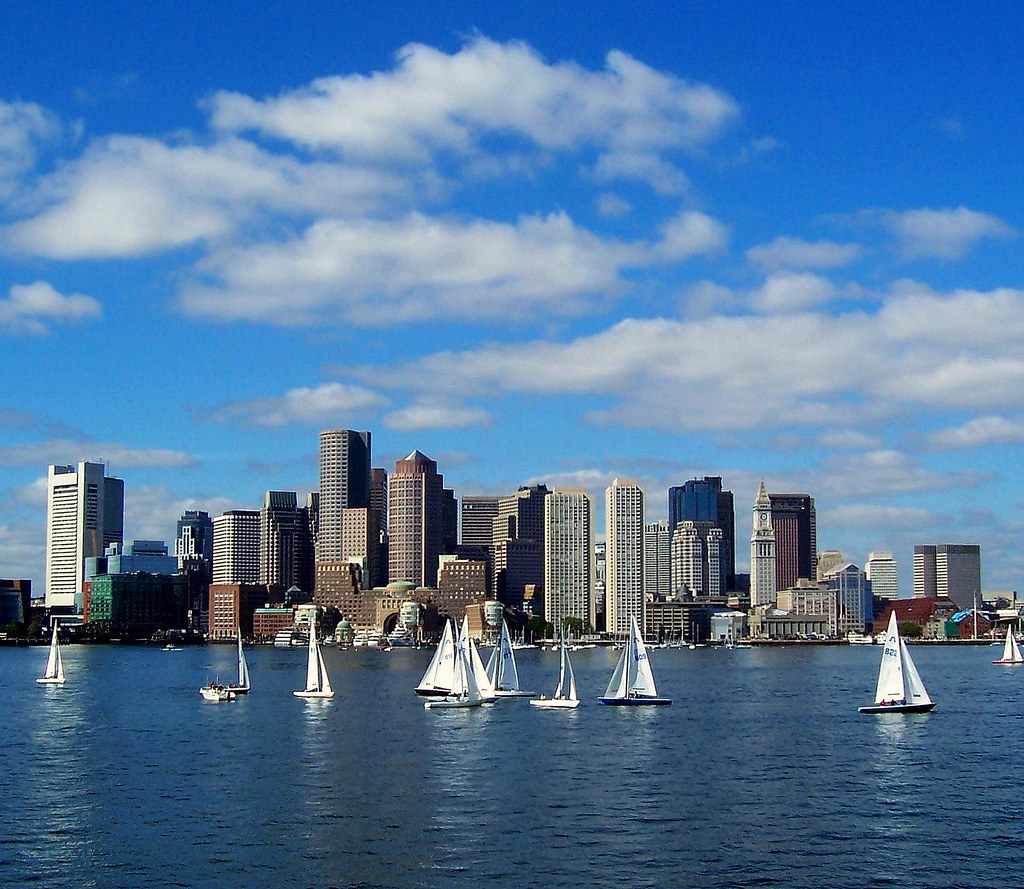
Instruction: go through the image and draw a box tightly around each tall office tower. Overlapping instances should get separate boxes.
[605,478,645,636]
[45,461,124,612]
[461,496,500,548]
[671,521,724,598]
[643,520,671,600]
[866,551,898,601]
[317,429,371,563]
[388,450,444,587]
[340,506,384,589]
[594,542,607,630]
[260,491,305,588]
[768,492,816,590]
[750,481,777,607]
[492,484,549,610]
[544,489,594,631]
[297,494,318,591]
[913,544,981,610]
[176,510,213,572]
[668,476,736,590]
[441,488,458,554]
[212,510,260,585]
[369,467,387,528]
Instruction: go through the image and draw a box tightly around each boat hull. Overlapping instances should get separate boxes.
[199,686,235,702]
[858,702,935,714]
[529,698,580,709]
[424,698,483,709]
[495,689,536,697]
[992,659,1024,665]
[35,677,65,685]
[293,690,334,699]
[414,686,451,697]
[599,696,672,706]
[226,686,250,695]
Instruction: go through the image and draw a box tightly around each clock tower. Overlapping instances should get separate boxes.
[750,480,777,608]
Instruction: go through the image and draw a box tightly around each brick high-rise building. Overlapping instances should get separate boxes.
[388,450,444,587]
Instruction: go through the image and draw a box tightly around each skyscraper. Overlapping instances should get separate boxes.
[544,489,593,631]
[865,551,898,602]
[461,496,500,549]
[671,521,724,598]
[606,478,645,636]
[913,544,981,610]
[668,476,735,590]
[260,491,314,589]
[388,450,444,587]
[317,429,371,563]
[45,461,124,612]
[492,484,549,610]
[750,481,776,607]
[768,492,816,590]
[643,520,671,600]
[212,510,260,585]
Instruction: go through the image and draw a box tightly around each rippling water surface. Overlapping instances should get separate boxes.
[2,641,1021,888]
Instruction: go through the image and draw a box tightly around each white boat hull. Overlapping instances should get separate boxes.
[424,697,483,709]
[495,689,536,697]
[293,689,335,699]
[199,686,235,702]
[529,698,579,709]
[35,676,65,685]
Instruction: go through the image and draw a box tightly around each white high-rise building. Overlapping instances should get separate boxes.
[750,481,777,608]
[45,462,124,612]
[643,520,671,600]
[671,521,724,598]
[212,510,260,585]
[606,478,645,637]
[866,551,898,602]
[544,489,594,632]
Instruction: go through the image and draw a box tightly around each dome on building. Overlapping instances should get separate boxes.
[386,580,417,594]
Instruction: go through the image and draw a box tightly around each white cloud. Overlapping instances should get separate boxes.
[595,192,632,218]
[383,404,490,432]
[209,37,740,192]
[181,211,652,326]
[0,99,63,197]
[746,236,862,270]
[824,502,940,530]
[749,271,837,313]
[928,416,1024,449]
[0,281,101,334]
[885,206,1014,259]
[652,210,729,261]
[210,382,388,427]
[4,135,408,259]
[0,440,196,469]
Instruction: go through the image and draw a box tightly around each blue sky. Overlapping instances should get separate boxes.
[2,3,1023,596]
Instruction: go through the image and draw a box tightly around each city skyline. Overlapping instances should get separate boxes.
[2,6,1023,596]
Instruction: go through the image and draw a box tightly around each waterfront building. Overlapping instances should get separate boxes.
[865,550,898,603]
[318,429,371,563]
[492,484,549,611]
[768,492,817,590]
[913,544,981,611]
[825,563,872,636]
[45,461,124,613]
[208,582,283,640]
[88,572,188,638]
[644,520,671,601]
[668,476,735,589]
[776,578,836,633]
[86,540,177,579]
[340,506,385,589]
[671,521,724,598]
[260,491,301,589]
[0,579,31,625]
[750,481,777,609]
[388,450,444,587]
[544,488,594,632]
[606,478,645,636]
[212,510,260,585]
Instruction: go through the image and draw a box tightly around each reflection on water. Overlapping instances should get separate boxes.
[3,643,1024,888]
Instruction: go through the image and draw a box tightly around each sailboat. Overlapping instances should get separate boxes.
[294,613,334,699]
[486,620,535,697]
[36,622,66,685]
[530,634,579,709]
[226,629,251,694]
[415,618,457,696]
[599,616,671,706]
[993,625,1024,665]
[424,622,485,709]
[859,611,935,713]
[459,616,496,702]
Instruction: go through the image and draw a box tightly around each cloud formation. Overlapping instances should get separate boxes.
[0,281,101,334]
[210,382,388,427]
[885,206,1014,259]
[0,440,195,468]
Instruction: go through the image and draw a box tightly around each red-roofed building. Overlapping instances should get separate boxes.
[872,597,958,639]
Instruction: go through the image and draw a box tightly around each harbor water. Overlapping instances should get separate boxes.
[2,641,1022,888]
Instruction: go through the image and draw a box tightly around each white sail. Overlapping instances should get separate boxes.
[899,636,931,706]
[295,613,334,698]
[628,616,659,697]
[604,642,629,699]
[555,635,578,701]
[460,617,495,700]
[553,636,567,699]
[873,611,907,703]
[484,639,499,687]
[997,626,1024,663]
[37,622,65,684]
[495,621,522,691]
[417,619,456,694]
[234,631,250,690]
